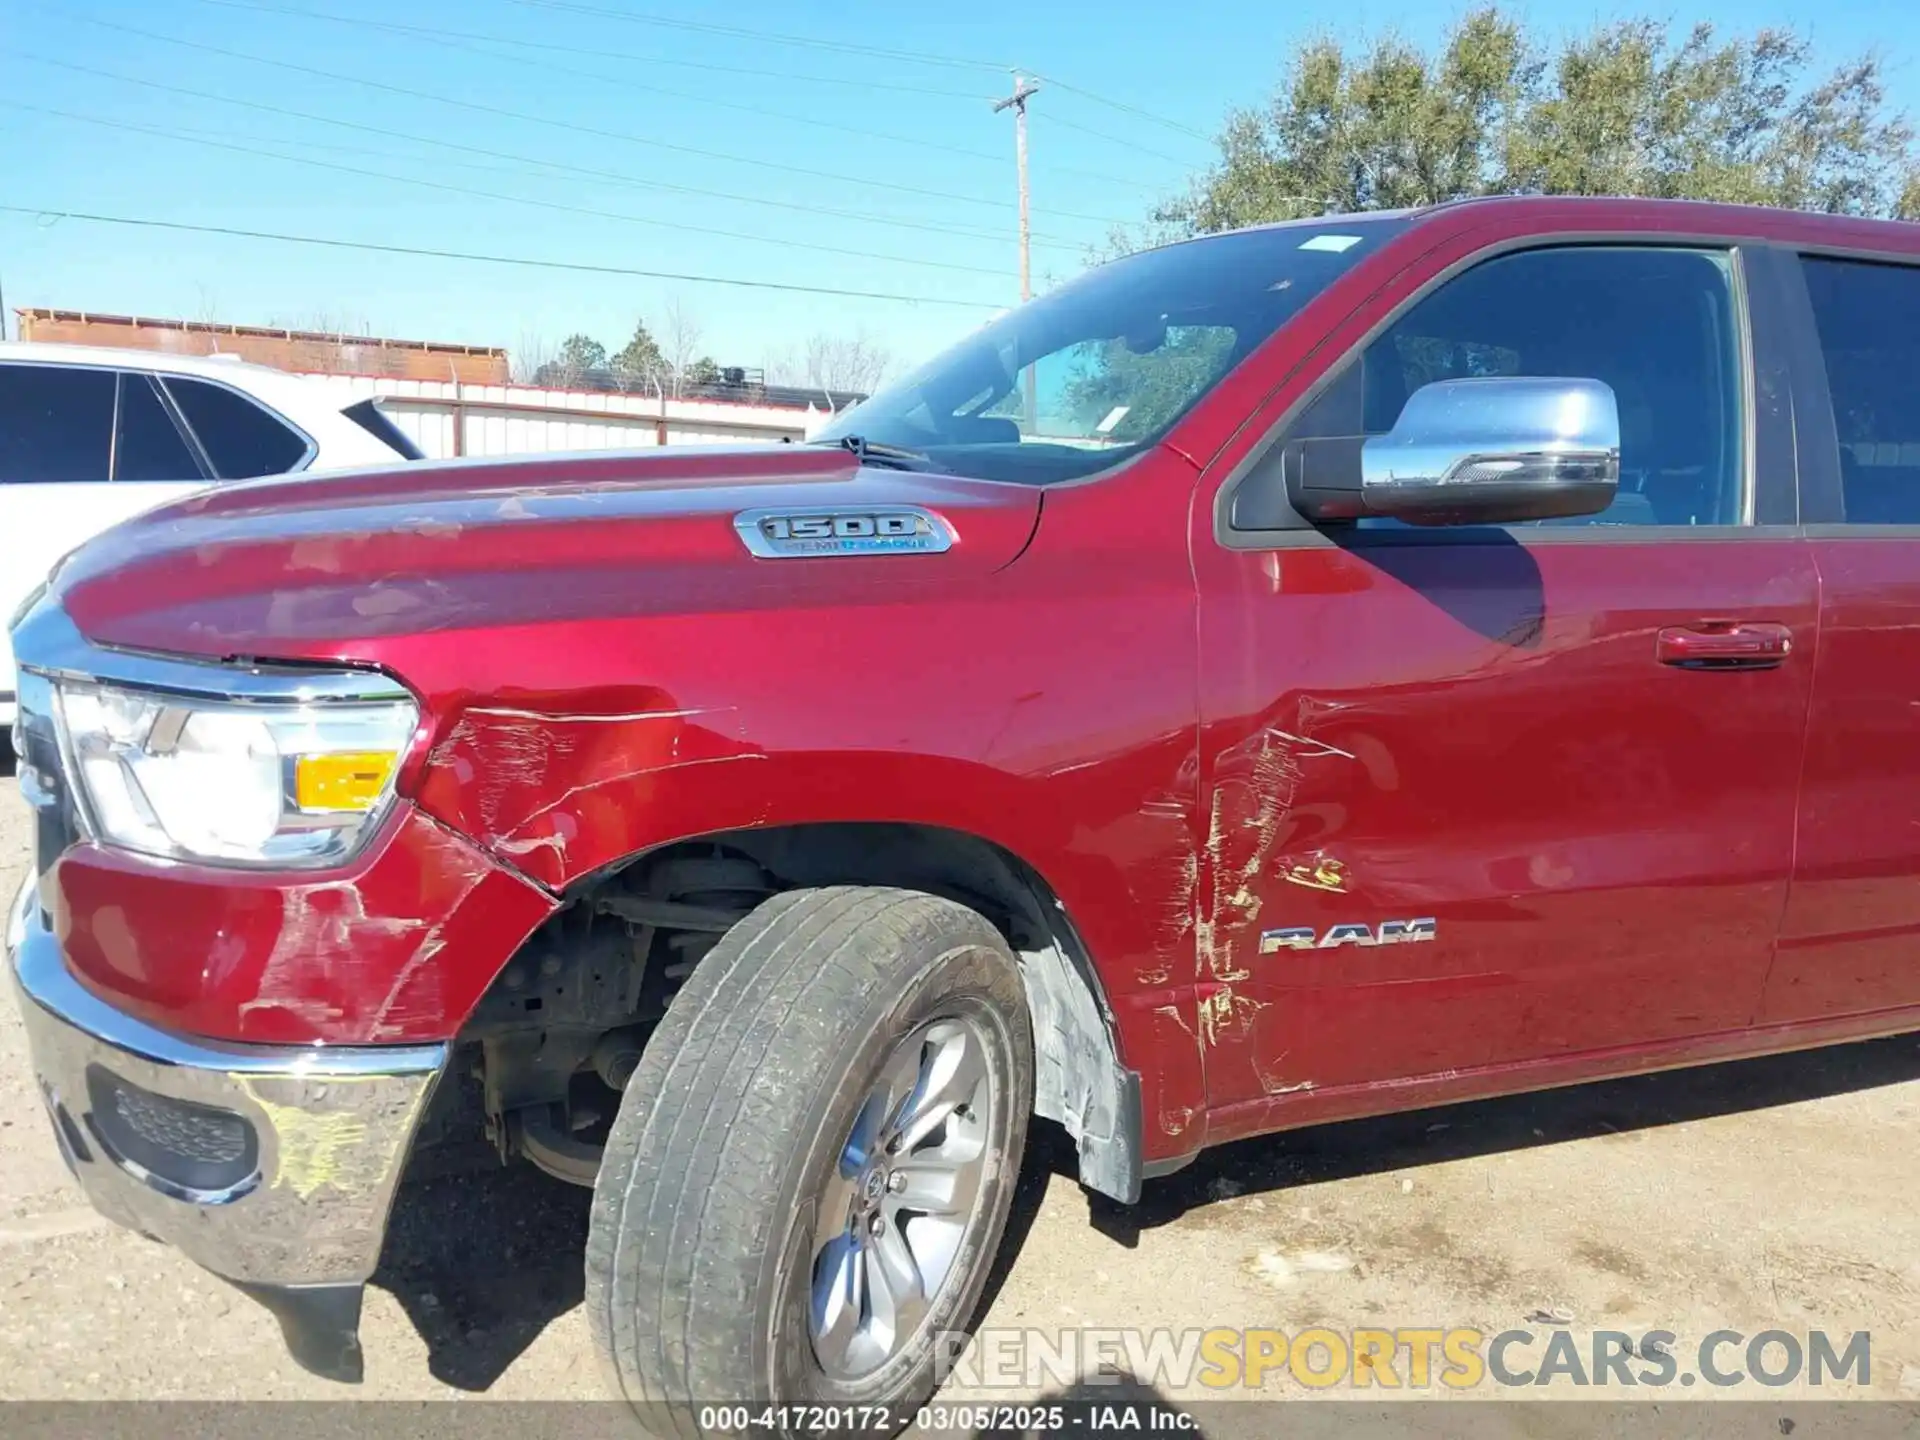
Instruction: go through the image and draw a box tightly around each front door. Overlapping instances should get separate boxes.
[1190,241,1817,1113]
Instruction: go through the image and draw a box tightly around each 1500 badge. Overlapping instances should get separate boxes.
[734,506,954,558]
[1260,918,1437,953]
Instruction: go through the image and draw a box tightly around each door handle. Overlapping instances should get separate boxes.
[1656,622,1793,670]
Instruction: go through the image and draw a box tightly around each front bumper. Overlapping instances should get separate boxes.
[6,877,447,1379]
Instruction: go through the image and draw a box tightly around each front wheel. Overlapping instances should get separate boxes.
[586,886,1034,1437]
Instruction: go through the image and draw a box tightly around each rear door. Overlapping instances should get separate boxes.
[1765,249,1920,1021]
[1192,238,1819,1112]
[161,375,316,479]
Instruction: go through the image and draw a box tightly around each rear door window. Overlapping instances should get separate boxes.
[113,374,206,482]
[0,364,116,483]
[1801,256,1920,524]
[162,377,311,479]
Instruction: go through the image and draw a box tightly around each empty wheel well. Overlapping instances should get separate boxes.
[456,822,1143,1202]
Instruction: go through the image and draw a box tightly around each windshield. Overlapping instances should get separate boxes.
[816,216,1410,484]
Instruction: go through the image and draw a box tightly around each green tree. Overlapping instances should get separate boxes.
[1058,329,1239,438]
[555,333,606,372]
[533,332,607,386]
[612,321,667,389]
[1148,8,1920,239]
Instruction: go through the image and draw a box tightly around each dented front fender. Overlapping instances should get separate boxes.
[48,801,558,1046]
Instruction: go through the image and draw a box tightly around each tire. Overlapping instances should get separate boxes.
[586,886,1035,1438]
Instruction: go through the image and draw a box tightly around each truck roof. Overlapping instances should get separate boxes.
[1170,193,1920,256]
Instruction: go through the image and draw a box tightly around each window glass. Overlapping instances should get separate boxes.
[114,374,204,482]
[0,364,115,484]
[813,216,1410,484]
[978,325,1239,445]
[1802,256,1920,525]
[1298,247,1744,527]
[163,377,309,479]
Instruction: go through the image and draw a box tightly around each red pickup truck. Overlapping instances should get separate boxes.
[9,195,1920,1424]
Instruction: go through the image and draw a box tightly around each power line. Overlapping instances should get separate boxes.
[6,101,1016,283]
[40,8,1138,227]
[21,55,1091,253]
[1028,75,1217,145]
[1042,111,1207,171]
[503,0,1008,73]
[176,0,1162,192]
[0,204,1007,309]
[123,115,701,190]
[501,0,1216,151]
[201,0,994,99]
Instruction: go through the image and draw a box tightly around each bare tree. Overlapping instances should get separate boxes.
[265,307,374,337]
[811,332,892,394]
[512,331,559,385]
[767,330,894,397]
[659,295,710,397]
[760,343,800,387]
[191,283,222,327]
[190,283,225,352]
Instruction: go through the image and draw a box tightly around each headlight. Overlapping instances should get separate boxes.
[54,680,418,868]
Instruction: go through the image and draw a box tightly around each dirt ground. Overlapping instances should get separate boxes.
[3,783,1919,1419]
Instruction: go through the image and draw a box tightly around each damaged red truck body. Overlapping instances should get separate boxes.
[10,197,1920,1428]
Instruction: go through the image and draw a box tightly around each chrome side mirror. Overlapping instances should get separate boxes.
[1282,375,1621,526]
[1358,376,1620,524]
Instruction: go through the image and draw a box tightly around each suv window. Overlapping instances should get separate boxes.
[114,374,205,482]
[0,364,116,484]
[1802,256,1920,524]
[163,377,310,479]
[1289,246,1745,527]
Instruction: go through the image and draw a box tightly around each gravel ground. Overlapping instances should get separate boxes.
[3,784,1918,1419]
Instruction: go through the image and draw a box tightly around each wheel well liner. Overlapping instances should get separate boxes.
[561,821,1145,1203]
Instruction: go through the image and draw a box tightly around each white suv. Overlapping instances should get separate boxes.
[0,343,422,725]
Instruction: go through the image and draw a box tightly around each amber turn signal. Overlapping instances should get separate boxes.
[293,751,397,812]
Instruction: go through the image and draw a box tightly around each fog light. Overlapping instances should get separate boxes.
[85,1065,260,1199]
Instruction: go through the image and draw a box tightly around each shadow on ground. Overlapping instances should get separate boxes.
[366,1116,1065,1393]
[1083,1030,1920,1247]
[364,1031,1920,1388]
[373,1146,593,1390]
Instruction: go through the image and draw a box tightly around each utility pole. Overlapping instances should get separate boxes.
[992,72,1039,303]
[993,72,1040,429]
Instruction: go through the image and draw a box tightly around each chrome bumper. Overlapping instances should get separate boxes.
[5,877,447,1378]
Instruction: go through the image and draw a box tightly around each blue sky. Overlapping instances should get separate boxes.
[3,0,1916,378]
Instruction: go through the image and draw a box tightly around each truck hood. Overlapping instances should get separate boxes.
[49,445,1044,662]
